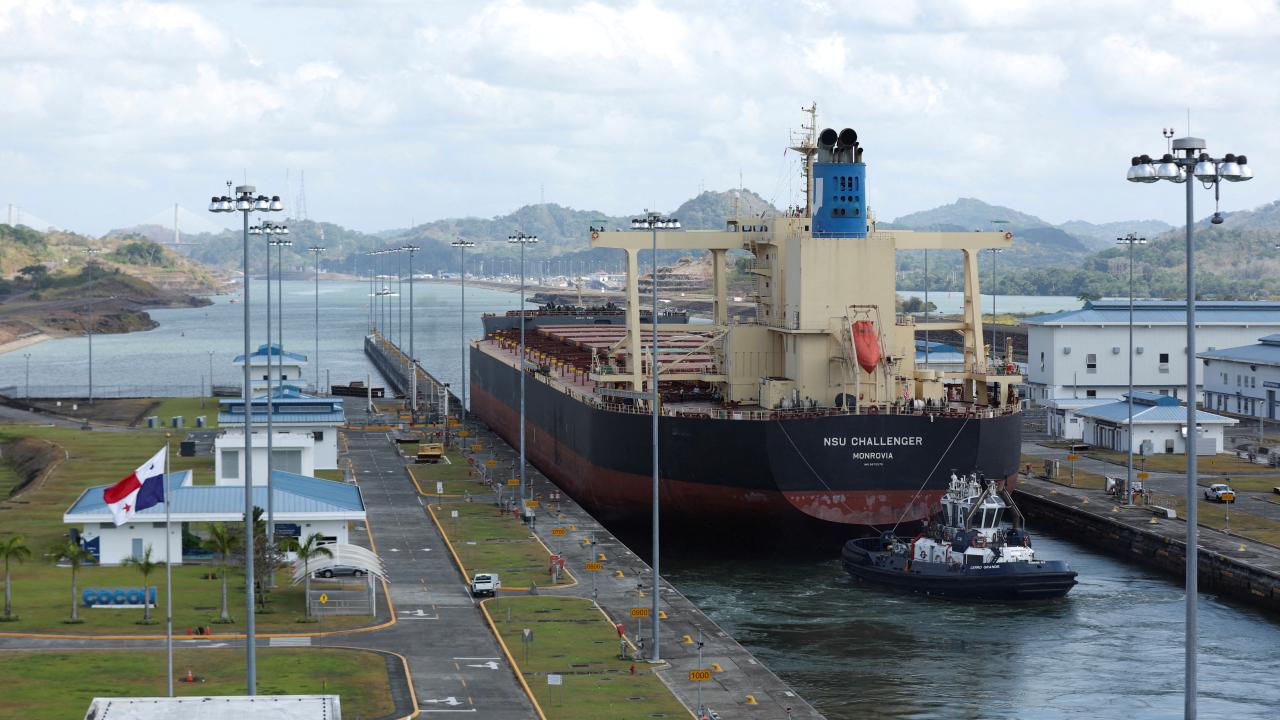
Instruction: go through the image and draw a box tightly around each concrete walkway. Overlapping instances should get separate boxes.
[455,417,826,720]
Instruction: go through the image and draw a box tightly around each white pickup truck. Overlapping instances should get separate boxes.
[470,573,500,597]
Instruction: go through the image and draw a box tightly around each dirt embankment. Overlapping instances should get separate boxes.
[1,436,63,499]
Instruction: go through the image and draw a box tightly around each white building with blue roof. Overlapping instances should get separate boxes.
[1072,391,1236,456]
[63,469,366,565]
[1200,333,1280,419]
[1025,300,1280,404]
[234,343,308,393]
[218,387,345,470]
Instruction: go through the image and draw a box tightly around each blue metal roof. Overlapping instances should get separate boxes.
[1026,299,1280,326]
[65,470,363,519]
[219,411,346,425]
[1074,400,1235,425]
[1126,391,1180,406]
[233,343,308,364]
[1199,335,1280,367]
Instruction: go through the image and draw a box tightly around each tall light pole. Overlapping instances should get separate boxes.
[1126,138,1252,720]
[507,231,538,510]
[309,244,325,392]
[209,183,283,695]
[265,227,292,554]
[403,244,421,415]
[1118,233,1147,506]
[630,211,681,662]
[208,350,215,395]
[23,353,30,400]
[452,240,475,430]
[84,248,101,403]
[923,249,929,367]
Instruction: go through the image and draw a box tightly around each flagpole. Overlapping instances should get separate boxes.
[164,436,173,697]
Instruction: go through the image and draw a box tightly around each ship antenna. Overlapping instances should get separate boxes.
[790,102,819,218]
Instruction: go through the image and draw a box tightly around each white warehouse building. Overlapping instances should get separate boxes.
[1072,392,1236,455]
[1200,333,1280,419]
[1024,300,1280,404]
[218,389,345,470]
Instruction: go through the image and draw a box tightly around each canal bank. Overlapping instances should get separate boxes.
[368,331,825,719]
[1013,476,1280,613]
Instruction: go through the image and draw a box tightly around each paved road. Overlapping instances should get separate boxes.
[343,428,536,719]
[1022,441,1280,522]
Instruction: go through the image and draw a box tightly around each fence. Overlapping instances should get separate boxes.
[307,587,376,616]
[0,383,326,400]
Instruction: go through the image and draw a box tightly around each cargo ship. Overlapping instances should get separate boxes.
[469,106,1023,538]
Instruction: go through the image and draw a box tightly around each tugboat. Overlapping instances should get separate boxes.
[841,472,1078,600]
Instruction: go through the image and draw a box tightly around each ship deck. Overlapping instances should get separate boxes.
[478,325,1021,422]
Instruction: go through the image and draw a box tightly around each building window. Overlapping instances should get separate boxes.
[313,431,324,441]
[221,450,239,479]
[1086,390,1097,398]
[1086,353,1097,373]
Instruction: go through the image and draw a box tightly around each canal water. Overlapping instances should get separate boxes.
[3,281,1278,718]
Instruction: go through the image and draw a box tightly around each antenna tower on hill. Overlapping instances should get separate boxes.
[296,170,309,221]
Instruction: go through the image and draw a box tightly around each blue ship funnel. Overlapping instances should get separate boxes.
[812,126,867,237]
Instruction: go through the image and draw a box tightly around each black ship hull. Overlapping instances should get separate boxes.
[841,538,1078,600]
[470,345,1022,538]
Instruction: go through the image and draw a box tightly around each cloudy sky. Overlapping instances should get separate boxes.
[2,0,1278,235]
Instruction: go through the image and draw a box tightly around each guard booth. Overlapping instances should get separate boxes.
[291,543,387,617]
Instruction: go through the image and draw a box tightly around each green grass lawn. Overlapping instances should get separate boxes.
[487,596,688,719]
[147,397,220,430]
[0,456,21,498]
[408,455,487,496]
[430,502,568,590]
[313,468,345,482]
[1083,448,1268,475]
[1022,453,1107,490]
[0,424,367,634]
[0,648,394,719]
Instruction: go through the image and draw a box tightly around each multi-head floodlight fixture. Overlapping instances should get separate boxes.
[1126,135,1252,720]
[207,184,282,695]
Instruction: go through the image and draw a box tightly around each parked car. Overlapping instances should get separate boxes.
[314,565,367,579]
[1204,484,1236,503]
[471,573,500,597]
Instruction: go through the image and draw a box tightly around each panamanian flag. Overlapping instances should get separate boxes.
[102,446,168,526]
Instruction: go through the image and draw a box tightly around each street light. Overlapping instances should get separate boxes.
[261,225,291,555]
[1126,136,1252,720]
[309,243,325,391]
[507,232,538,510]
[23,352,30,400]
[1117,233,1148,507]
[629,211,681,662]
[402,244,421,416]
[84,248,101,403]
[452,240,476,432]
[208,182,282,696]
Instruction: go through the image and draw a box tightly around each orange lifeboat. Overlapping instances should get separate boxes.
[852,320,880,373]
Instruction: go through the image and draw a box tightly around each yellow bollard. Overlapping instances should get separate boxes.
[614,570,624,578]
[1081,496,1089,504]
[598,552,607,561]
[711,663,723,673]
[582,538,591,546]
[681,635,694,645]
[659,610,668,620]
[1111,505,1119,512]
[1148,515,1159,524]
[745,695,758,705]
[1238,544,1248,552]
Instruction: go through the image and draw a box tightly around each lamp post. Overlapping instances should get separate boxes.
[452,241,475,430]
[1126,138,1252,720]
[84,248,101,403]
[23,353,30,400]
[309,244,325,392]
[986,247,1004,361]
[208,350,215,396]
[629,211,681,662]
[366,252,376,333]
[507,232,538,509]
[264,227,292,554]
[1118,233,1148,506]
[403,244,421,415]
[923,249,929,367]
[209,183,283,695]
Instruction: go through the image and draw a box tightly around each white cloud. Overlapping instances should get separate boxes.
[0,0,1277,234]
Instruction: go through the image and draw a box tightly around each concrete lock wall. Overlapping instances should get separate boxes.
[1015,489,1280,613]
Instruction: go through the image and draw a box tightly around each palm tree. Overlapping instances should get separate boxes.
[0,535,32,619]
[49,539,93,622]
[204,523,238,622]
[287,533,333,619]
[122,544,163,623]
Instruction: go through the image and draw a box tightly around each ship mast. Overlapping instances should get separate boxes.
[789,102,819,217]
